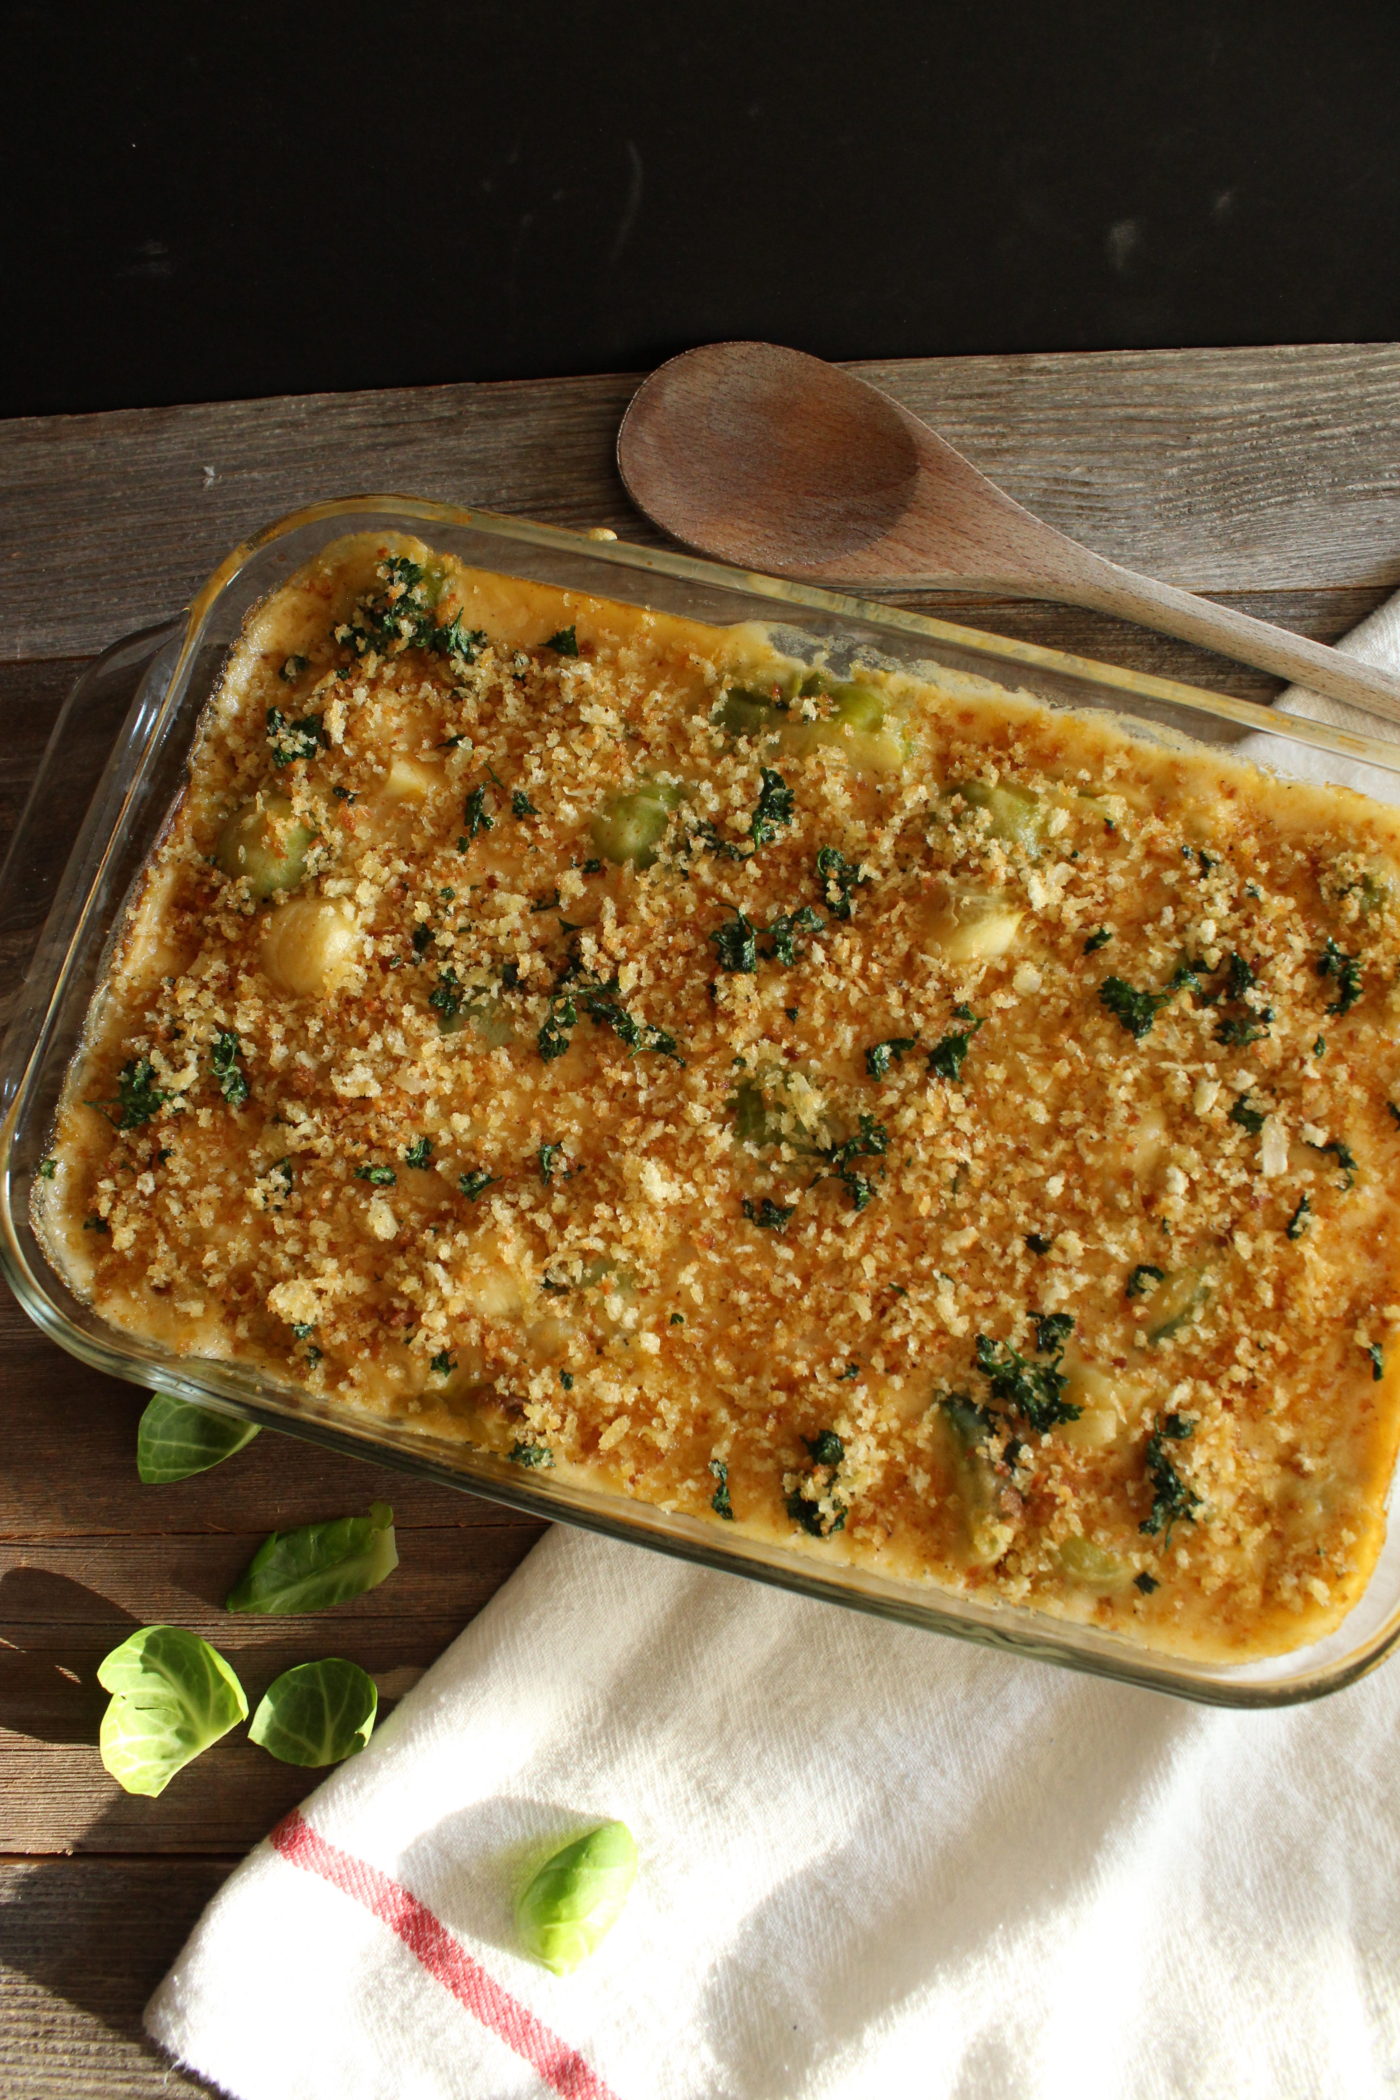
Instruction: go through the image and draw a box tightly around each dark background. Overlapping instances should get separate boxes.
[5,0,1399,419]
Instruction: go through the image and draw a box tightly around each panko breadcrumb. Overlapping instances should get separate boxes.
[36,534,1400,1663]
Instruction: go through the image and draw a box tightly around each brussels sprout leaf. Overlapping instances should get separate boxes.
[137,1391,260,1483]
[225,1503,398,1615]
[248,1658,379,1767]
[97,1626,247,1797]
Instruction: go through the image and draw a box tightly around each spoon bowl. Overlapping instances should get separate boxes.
[618,340,1400,726]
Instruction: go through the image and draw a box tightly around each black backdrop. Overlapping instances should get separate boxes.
[5,0,1400,418]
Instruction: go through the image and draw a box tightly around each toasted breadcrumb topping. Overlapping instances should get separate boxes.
[38,534,1400,1663]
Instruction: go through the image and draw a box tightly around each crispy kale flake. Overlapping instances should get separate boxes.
[710,908,759,975]
[973,1316,1080,1433]
[1098,976,1171,1040]
[1319,937,1363,1016]
[865,1037,917,1081]
[815,845,867,921]
[749,768,795,848]
[1140,1413,1201,1544]
[210,1030,249,1109]
[90,1058,169,1132]
[265,707,326,767]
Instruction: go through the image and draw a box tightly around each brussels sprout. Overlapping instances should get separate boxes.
[715,686,785,736]
[950,779,1045,855]
[260,896,358,997]
[215,794,315,897]
[1057,1535,1131,1591]
[924,881,1024,962]
[515,1821,638,1974]
[1142,1268,1213,1345]
[938,1398,1007,1568]
[729,1069,826,1152]
[590,783,681,868]
[829,681,887,733]
[225,1502,398,1614]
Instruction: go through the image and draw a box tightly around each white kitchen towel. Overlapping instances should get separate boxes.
[147,604,1400,2100]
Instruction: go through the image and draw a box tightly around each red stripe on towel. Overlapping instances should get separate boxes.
[270,1809,620,2100]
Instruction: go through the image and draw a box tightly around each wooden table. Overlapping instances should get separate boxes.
[2,345,1397,2095]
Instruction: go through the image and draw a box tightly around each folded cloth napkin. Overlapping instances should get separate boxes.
[148,606,1400,2100]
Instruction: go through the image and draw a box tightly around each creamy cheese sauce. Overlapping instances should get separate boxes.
[37,534,1400,1661]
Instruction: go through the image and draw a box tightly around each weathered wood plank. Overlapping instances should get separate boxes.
[0,1306,544,1542]
[0,1628,471,1856]
[0,1858,224,2096]
[0,348,1397,2084]
[2,347,1398,661]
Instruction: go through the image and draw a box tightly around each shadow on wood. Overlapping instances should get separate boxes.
[0,1570,136,1746]
[0,1858,224,2096]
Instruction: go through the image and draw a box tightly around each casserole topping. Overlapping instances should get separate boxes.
[38,534,1400,1661]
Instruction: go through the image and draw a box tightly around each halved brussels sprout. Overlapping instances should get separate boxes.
[923,880,1024,962]
[1142,1267,1213,1345]
[714,687,787,737]
[729,1067,827,1152]
[590,782,682,867]
[260,897,358,998]
[949,779,1045,855]
[215,794,316,898]
[938,1398,1009,1568]
[829,682,887,733]
[1057,1535,1131,1591]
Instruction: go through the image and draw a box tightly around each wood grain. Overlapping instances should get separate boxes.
[2,346,1398,663]
[618,342,1400,718]
[0,1860,222,2096]
[1,346,1398,2094]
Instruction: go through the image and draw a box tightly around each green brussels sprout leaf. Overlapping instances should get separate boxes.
[97,1625,248,1797]
[248,1658,379,1766]
[137,1391,261,1483]
[225,1502,398,1615]
[515,1820,638,1975]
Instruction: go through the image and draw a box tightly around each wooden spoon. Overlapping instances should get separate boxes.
[617,340,1400,727]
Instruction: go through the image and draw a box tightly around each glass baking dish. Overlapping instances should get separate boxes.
[7,495,1400,1709]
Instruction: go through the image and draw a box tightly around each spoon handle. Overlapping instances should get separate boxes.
[1059,549,1400,728]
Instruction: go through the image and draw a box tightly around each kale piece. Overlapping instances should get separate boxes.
[1098,976,1170,1040]
[1139,1414,1201,1544]
[1126,1263,1166,1300]
[710,908,759,974]
[210,1030,249,1108]
[749,768,795,848]
[91,1058,169,1132]
[538,994,577,1062]
[265,707,326,767]
[927,1011,983,1082]
[762,906,824,965]
[1318,937,1363,1016]
[973,1315,1080,1433]
[804,1430,845,1466]
[815,845,867,921]
[865,1037,918,1081]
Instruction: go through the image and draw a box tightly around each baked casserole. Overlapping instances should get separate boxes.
[35,534,1400,1662]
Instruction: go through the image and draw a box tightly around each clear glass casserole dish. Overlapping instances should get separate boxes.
[6,495,1400,1709]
